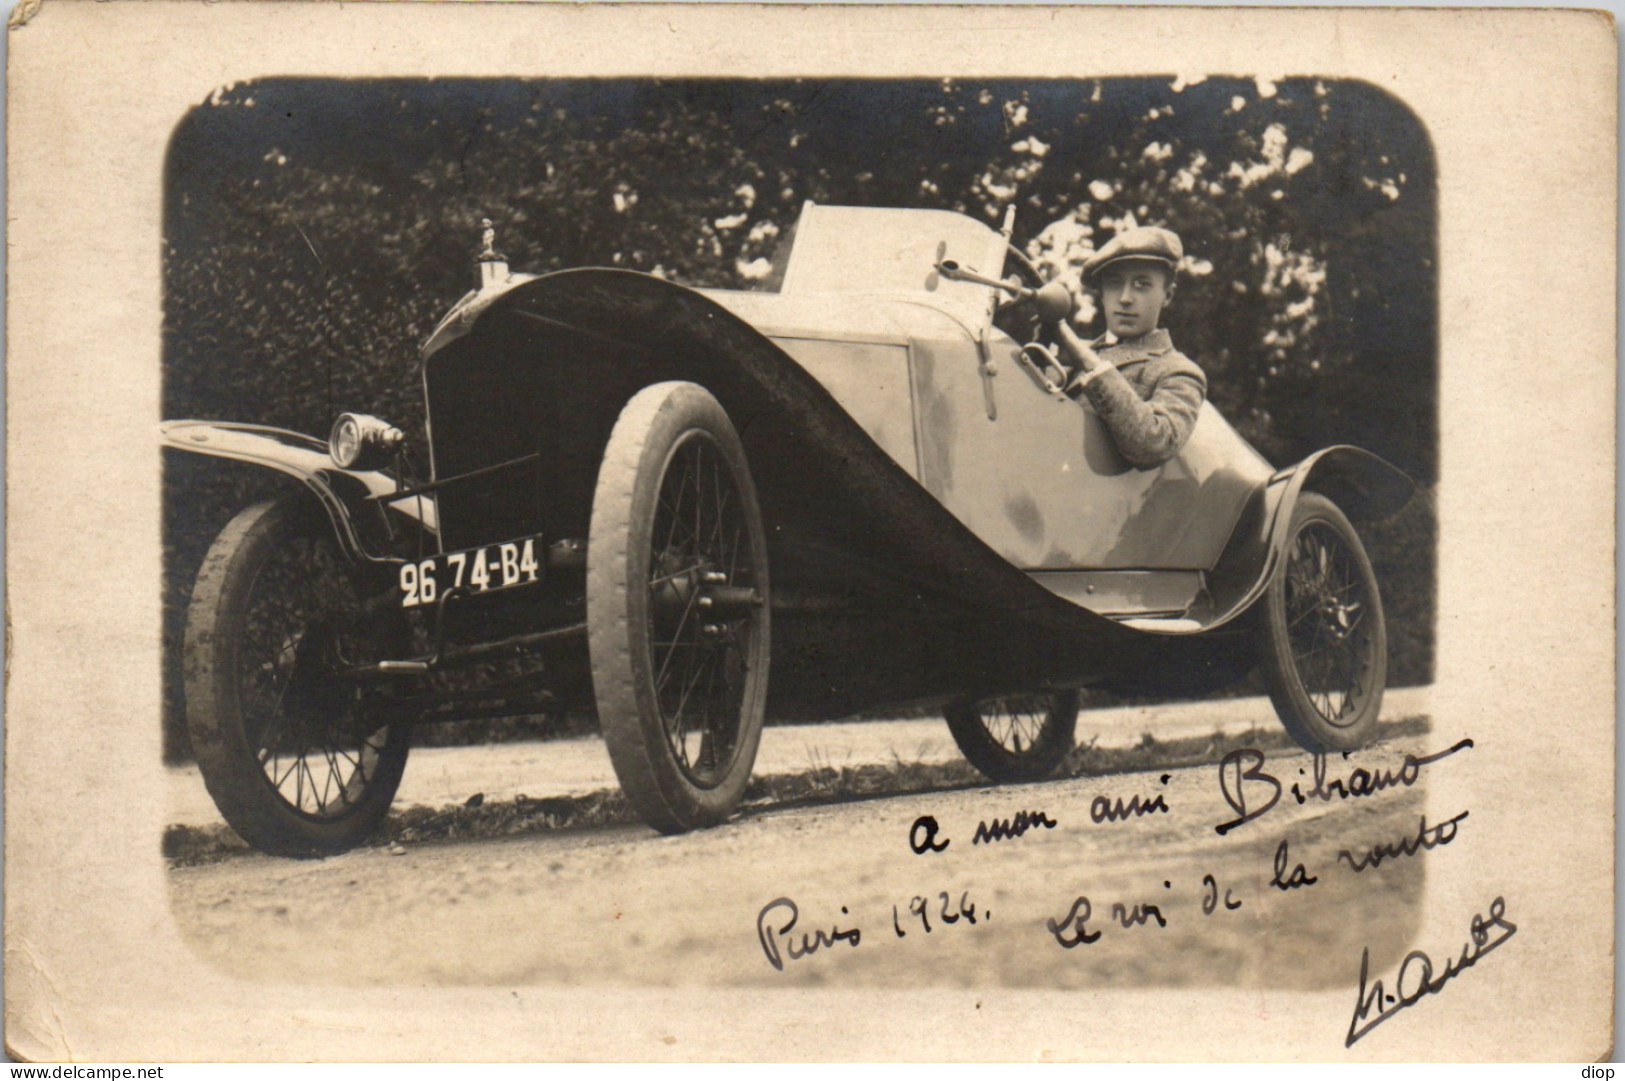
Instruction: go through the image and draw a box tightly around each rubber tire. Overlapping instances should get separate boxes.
[588,382,770,833]
[184,497,410,857]
[945,690,1080,783]
[1259,492,1387,753]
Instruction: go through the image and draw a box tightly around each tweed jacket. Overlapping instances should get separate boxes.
[1063,328,1207,469]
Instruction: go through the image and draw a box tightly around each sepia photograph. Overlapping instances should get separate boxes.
[5,2,1615,1062]
[159,73,1442,992]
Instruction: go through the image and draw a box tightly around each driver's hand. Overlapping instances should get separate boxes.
[1054,322,1103,375]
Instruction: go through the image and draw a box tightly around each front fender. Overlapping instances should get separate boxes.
[161,420,436,562]
[1194,446,1414,632]
[1280,445,1416,522]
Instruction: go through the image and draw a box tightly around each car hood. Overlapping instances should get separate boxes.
[696,287,987,346]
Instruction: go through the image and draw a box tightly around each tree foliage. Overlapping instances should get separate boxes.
[166,76,1434,473]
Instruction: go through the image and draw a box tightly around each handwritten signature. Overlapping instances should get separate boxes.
[1345,895,1517,1047]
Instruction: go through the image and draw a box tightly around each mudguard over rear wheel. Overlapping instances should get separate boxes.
[588,382,771,833]
[1259,492,1387,752]
[184,496,411,857]
[945,690,1079,782]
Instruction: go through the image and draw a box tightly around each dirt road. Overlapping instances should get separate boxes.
[168,727,1459,991]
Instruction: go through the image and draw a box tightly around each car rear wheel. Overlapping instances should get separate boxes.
[1259,492,1387,752]
[184,496,411,857]
[588,382,770,833]
[945,690,1079,782]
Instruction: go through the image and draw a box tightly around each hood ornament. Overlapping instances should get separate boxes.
[477,216,509,290]
[423,214,538,358]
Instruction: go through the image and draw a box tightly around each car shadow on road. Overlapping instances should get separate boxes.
[165,715,1432,867]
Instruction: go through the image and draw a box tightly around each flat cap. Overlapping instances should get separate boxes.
[1082,226,1184,284]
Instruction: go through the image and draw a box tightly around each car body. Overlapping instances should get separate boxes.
[164,202,1412,856]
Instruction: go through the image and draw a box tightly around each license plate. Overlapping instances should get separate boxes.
[399,536,544,608]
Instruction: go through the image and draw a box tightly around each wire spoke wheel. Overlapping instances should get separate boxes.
[184,497,410,857]
[240,535,390,817]
[1260,492,1386,752]
[590,383,769,832]
[945,690,1079,783]
[647,434,755,786]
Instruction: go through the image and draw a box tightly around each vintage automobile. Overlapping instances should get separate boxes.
[164,203,1413,857]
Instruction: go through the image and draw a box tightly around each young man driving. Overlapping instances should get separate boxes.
[1052,226,1207,469]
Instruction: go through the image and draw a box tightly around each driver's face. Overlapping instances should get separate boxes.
[1096,261,1174,341]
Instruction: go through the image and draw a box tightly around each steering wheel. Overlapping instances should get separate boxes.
[1005,242,1046,289]
[992,243,1061,346]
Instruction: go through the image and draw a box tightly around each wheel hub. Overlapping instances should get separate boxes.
[1320,597,1361,640]
[267,620,378,746]
[651,558,762,636]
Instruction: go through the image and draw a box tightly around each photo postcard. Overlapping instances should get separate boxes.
[3,1,1616,1062]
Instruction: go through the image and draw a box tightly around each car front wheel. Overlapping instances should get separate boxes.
[183,496,411,857]
[588,382,770,833]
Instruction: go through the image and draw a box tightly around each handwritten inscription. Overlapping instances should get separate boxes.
[973,809,1057,844]
[893,890,981,936]
[1213,748,1281,835]
[1339,811,1469,872]
[1271,839,1319,891]
[908,780,1177,854]
[909,808,1058,853]
[1346,896,1517,1047]
[1091,773,1172,823]
[1046,896,1101,947]
[1202,874,1242,914]
[1215,740,1474,835]
[1046,890,1170,948]
[758,890,987,969]
[1090,794,1167,823]
[909,815,951,854]
[1293,739,1474,805]
[758,728,1486,1034]
[756,897,860,971]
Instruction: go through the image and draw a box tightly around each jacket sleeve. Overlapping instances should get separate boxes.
[1071,362,1207,469]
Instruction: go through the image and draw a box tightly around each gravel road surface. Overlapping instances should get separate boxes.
[167,688,1430,828]
[169,695,1448,993]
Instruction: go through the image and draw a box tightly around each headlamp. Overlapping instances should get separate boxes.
[328,413,404,470]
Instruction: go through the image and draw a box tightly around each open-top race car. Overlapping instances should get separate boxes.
[163,203,1413,857]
